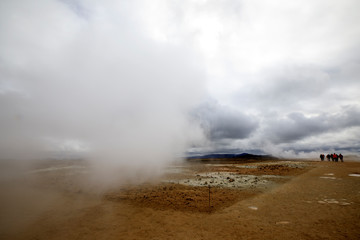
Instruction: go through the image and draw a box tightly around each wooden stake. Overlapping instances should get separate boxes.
[208,185,211,212]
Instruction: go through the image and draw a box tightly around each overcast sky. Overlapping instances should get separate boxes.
[1,0,360,160]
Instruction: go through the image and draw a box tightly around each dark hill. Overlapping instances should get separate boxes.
[186,153,276,161]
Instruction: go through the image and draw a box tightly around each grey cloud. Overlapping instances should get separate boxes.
[193,101,258,141]
[266,106,360,144]
[234,65,332,111]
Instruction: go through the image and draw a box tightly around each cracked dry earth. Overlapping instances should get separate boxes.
[1,159,360,240]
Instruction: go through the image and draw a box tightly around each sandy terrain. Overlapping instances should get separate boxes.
[0,158,360,239]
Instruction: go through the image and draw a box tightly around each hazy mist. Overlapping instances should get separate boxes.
[0,0,207,184]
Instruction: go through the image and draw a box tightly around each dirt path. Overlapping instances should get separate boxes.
[2,161,360,240]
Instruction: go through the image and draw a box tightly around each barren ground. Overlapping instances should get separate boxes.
[1,158,360,239]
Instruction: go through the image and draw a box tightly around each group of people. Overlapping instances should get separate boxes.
[320,153,343,162]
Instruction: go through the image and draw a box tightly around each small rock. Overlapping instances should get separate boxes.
[339,202,351,206]
[276,221,290,225]
[349,174,360,177]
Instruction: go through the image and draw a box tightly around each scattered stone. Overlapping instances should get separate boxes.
[320,176,336,180]
[349,174,360,177]
[248,206,258,210]
[339,202,351,206]
[276,221,290,225]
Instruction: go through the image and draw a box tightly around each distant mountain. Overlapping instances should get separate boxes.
[186,153,275,160]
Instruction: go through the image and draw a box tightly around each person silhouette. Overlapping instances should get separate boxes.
[339,153,343,162]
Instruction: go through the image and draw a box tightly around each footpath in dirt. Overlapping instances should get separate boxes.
[103,161,360,240]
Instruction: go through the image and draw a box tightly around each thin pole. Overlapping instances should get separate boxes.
[208,185,211,212]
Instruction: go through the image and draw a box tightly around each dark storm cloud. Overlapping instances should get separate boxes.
[266,106,360,144]
[226,59,360,156]
[176,0,360,157]
[193,101,258,141]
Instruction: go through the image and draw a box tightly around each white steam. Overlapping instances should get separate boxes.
[0,0,206,177]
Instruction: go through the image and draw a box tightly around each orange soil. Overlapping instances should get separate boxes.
[1,160,359,240]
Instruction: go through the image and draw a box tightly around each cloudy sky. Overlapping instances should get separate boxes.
[1,0,360,161]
